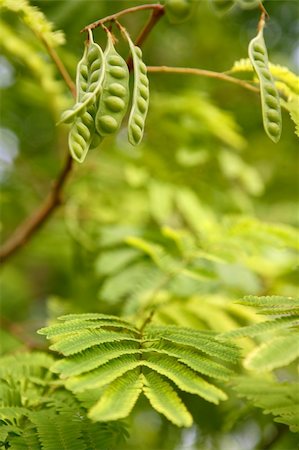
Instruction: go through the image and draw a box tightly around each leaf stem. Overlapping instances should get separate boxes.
[147,65,260,93]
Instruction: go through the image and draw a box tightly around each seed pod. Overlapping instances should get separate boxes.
[95,33,129,137]
[126,39,150,146]
[164,0,194,23]
[237,0,261,9]
[59,31,105,125]
[249,30,282,143]
[210,0,236,14]
[69,103,101,163]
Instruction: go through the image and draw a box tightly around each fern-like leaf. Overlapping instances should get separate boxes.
[234,377,299,432]
[244,333,299,371]
[65,354,141,392]
[221,315,299,339]
[142,371,193,427]
[88,369,143,422]
[40,315,237,426]
[143,353,227,404]
[52,341,141,377]
[30,411,83,450]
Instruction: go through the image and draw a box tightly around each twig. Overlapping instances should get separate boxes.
[126,8,165,70]
[0,154,73,263]
[41,37,76,98]
[147,65,260,93]
[81,3,164,33]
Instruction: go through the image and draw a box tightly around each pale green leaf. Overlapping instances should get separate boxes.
[142,372,193,427]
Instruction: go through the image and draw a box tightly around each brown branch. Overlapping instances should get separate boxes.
[147,65,260,93]
[0,154,73,263]
[41,37,76,97]
[0,37,76,264]
[81,3,164,33]
[126,7,165,71]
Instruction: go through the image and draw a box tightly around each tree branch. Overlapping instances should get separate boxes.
[0,154,73,263]
[0,39,75,264]
[126,7,165,70]
[147,65,260,93]
[81,3,164,33]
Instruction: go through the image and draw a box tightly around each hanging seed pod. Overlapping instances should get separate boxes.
[237,0,261,9]
[95,32,130,137]
[210,0,236,14]
[249,30,282,143]
[59,30,105,125]
[123,32,149,146]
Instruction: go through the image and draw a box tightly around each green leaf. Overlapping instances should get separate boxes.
[143,354,227,404]
[49,330,139,356]
[52,341,141,377]
[66,354,141,392]
[221,316,299,339]
[88,369,143,421]
[244,334,299,371]
[30,411,83,450]
[142,372,193,427]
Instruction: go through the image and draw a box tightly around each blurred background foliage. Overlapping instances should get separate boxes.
[0,1,298,449]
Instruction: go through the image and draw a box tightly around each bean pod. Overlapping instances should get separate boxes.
[210,0,236,14]
[126,39,149,146]
[164,0,194,23]
[68,104,99,163]
[59,31,105,125]
[249,30,282,143]
[237,0,261,9]
[95,33,129,137]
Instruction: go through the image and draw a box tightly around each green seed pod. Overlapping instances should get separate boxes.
[126,39,150,146]
[95,33,129,137]
[164,0,194,23]
[248,30,282,143]
[69,112,93,163]
[237,0,261,9]
[59,31,105,125]
[210,0,236,14]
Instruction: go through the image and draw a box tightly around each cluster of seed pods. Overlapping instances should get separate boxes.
[249,30,282,143]
[59,28,150,163]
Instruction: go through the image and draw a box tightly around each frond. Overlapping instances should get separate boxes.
[8,425,40,450]
[88,369,143,422]
[40,315,237,426]
[30,411,83,450]
[221,315,299,339]
[147,341,234,380]
[143,353,227,404]
[145,325,240,362]
[38,317,138,338]
[239,295,299,313]
[65,354,141,392]
[1,0,65,46]
[244,333,299,371]
[142,371,193,427]
[234,377,299,432]
[49,330,139,356]
[81,420,129,449]
[52,341,141,377]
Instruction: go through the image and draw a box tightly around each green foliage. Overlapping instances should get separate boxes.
[1,0,298,448]
[0,352,129,450]
[234,377,299,432]
[38,314,238,426]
